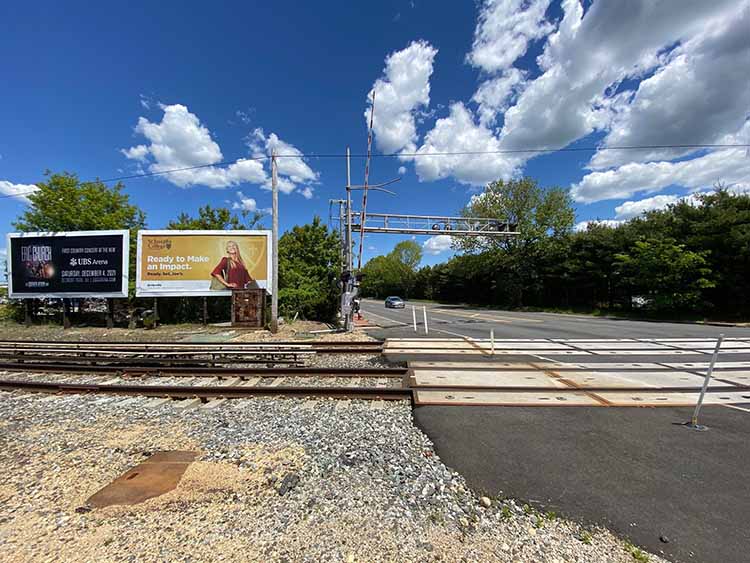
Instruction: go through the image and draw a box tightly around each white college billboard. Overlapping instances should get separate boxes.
[135,230,272,297]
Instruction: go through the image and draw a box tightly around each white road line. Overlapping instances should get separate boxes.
[360,309,409,326]
[724,404,750,414]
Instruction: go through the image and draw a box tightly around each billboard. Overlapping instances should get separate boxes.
[136,230,271,297]
[6,230,129,299]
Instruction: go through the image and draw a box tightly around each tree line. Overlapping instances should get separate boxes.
[7,172,340,325]
[362,178,750,320]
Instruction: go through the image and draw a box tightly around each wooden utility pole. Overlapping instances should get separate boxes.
[346,147,352,272]
[270,150,279,333]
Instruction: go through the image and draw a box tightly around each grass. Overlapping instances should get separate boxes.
[579,531,593,545]
[624,540,650,562]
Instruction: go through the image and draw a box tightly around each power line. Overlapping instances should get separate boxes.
[2,142,749,201]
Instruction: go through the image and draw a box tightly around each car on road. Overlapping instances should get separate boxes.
[384,296,405,309]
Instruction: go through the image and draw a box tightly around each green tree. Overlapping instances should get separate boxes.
[360,240,423,299]
[14,171,145,233]
[614,238,715,312]
[13,171,146,298]
[456,177,574,306]
[278,217,340,321]
[168,204,265,230]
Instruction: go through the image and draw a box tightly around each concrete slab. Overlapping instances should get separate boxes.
[413,370,565,388]
[414,389,600,406]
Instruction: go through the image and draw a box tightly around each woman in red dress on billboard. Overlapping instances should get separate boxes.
[210,241,253,289]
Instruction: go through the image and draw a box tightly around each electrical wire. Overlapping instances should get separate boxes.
[2,142,749,201]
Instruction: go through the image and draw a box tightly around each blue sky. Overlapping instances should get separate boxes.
[2,0,749,273]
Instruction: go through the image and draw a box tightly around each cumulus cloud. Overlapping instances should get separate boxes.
[232,191,257,212]
[423,234,453,255]
[574,219,624,232]
[299,186,314,200]
[367,40,437,154]
[414,103,520,185]
[467,0,553,73]
[572,129,750,203]
[614,195,679,220]
[121,104,266,189]
[122,104,317,197]
[471,68,526,127]
[0,180,38,203]
[589,4,750,169]
[397,166,406,175]
[367,0,748,197]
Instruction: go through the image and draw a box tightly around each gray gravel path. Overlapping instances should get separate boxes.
[0,391,668,562]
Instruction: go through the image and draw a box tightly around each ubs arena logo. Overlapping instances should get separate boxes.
[147,238,172,250]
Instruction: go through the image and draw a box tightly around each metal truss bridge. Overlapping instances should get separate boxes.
[347,212,519,237]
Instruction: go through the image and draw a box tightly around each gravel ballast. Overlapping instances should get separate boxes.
[0,392,666,562]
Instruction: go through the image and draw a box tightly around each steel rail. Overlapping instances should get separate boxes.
[0,362,408,377]
[0,339,382,348]
[0,379,412,401]
[0,354,307,366]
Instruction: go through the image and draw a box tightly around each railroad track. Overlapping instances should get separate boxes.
[0,339,383,354]
[0,379,412,401]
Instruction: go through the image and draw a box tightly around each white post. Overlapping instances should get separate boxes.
[690,334,723,428]
[422,306,429,335]
[490,329,495,356]
[271,150,279,333]
[412,305,417,332]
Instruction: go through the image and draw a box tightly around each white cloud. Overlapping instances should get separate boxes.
[397,166,406,175]
[590,5,750,169]
[122,104,267,189]
[232,191,257,212]
[120,144,149,162]
[367,40,437,154]
[122,104,317,197]
[0,180,38,203]
[574,219,624,232]
[414,103,520,185]
[572,140,750,203]
[299,186,314,200]
[614,195,679,219]
[467,0,553,73]
[472,68,526,127]
[423,234,453,255]
[499,0,740,153]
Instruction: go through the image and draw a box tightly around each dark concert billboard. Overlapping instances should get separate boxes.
[6,230,129,298]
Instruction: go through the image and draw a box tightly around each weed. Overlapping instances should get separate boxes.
[500,505,512,519]
[579,531,593,545]
[624,540,650,562]
[545,511,557,522]
[522,503,532,515]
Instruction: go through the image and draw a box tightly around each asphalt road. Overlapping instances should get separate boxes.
[360,298,750,563]
[413,404,750,563]
[360,298,750,340]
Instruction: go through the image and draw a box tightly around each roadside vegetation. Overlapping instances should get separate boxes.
[363,177,750,321]
[5,172,341,326]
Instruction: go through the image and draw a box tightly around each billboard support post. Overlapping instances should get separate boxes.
[62,299,71,329]
[271,150,279,333]
[153,298,159,326]
[106,299,114,329]
[202,296,208,326]
[24,301,32,327]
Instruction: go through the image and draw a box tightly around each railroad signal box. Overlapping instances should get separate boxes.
[231,288,266,327]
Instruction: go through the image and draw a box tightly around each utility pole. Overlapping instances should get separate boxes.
[271,150,279,333]
[346,147,352,272]
[341,146,355,332]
